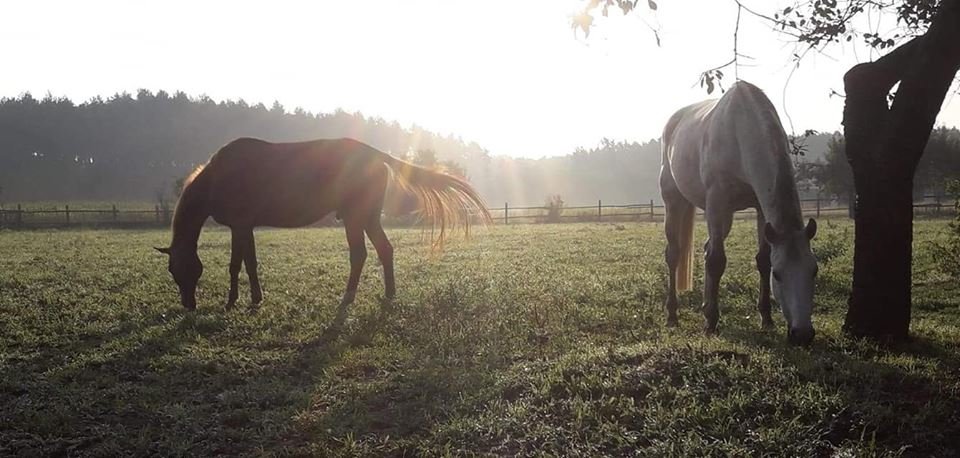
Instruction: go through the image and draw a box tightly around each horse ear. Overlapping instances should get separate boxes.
[764,222,781,244]
[805,218,817,240]
[154,246,171,255]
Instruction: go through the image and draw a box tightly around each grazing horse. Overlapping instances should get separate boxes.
[659,81,818,346]
[156,137,491,310]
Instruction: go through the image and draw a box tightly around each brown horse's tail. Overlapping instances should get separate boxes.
[375,151,492,248]
[675,204,695,292]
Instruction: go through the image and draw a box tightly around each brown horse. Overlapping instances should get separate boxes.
[155,137,491,310]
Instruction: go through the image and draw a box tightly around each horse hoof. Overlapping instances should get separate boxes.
[379,295,396,308]
[760,319,775,330]
[666,317,679,328]
[340,291,357,307]
[703,325,719,336]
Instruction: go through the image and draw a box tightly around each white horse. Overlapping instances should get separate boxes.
[660,81,818,346]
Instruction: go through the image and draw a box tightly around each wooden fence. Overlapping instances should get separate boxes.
[495,195,952,224]
[0,195,954,229]
[0,204,174,229]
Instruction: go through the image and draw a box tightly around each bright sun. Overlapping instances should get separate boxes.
[1,0,958,157]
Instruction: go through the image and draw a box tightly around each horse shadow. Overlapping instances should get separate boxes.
[0,297,396,456]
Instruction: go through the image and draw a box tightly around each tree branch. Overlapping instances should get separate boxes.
[843,37,922,100]
[733,0,802,38]
[887,0,960,166]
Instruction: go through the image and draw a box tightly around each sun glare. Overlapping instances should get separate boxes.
[0,1,958,158]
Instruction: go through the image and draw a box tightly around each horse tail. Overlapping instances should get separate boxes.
[660,109,695,292]
[374,149,492,249]
[675,204,695,292]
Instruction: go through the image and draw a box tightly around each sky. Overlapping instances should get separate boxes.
[3,0,959,158]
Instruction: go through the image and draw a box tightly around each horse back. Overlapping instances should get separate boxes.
[205,138,387,227]
[661,100,718,208]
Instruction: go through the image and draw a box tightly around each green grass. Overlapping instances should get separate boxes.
[1,220,959,456]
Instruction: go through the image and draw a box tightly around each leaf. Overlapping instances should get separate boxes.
[648,0,658,10]
[571,13,594,37]
[783,6,793,14]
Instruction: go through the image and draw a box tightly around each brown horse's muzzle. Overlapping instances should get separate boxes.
[179,285,197,310]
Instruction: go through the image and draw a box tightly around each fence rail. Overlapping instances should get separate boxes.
[0,195,954,230]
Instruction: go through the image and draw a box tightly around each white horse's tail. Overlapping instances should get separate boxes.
[676,205,695,292]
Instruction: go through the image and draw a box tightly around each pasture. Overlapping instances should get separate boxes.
[2,220,959,456]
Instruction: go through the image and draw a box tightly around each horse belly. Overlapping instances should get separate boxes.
[211,178,337,228]
[668,146,708,209]
[256,183,338,227]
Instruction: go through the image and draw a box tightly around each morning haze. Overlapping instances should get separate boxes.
[4,0,957,160]
[4,1,960,456]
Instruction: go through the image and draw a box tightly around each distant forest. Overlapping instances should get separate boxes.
[1,90,956,208]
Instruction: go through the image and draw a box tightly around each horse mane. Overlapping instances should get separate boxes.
[170,164,209,245]
[729,82,805,231]
[182,165,206,191]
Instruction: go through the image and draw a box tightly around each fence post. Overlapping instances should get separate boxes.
[112,204,118,222]
[816,195,821,219]
[17,204,22,228]
[504,202,508,225]
[598,199,602,222]
[935,194,942,216]
[155,204,161,224]
[650,199,655,221]
[65,205,70,226]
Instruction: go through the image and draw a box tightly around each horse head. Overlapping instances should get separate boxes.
[155,245,203,309]
[765,218,818,346]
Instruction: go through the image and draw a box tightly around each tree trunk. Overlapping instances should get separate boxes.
[842,0,960,341]
[843,167,914,339]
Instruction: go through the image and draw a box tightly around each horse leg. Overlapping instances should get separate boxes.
[341,217,368,306]
[662,190,693,327]
[703,193,733,334]
[226,227,245,309]
[240,228,263,306]
[365,216,395,300]
[755,210,774,329]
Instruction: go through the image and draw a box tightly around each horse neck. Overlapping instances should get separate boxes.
[753,159,804,231]
[170,182,209,250]
[724,83,805,231]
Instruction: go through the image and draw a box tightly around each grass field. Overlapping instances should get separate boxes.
[2,220,959,456]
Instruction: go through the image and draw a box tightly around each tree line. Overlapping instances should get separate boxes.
[797,127,960,203]
[0,91,666,207]
[0,91,489,204]
[2,91,958,212]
